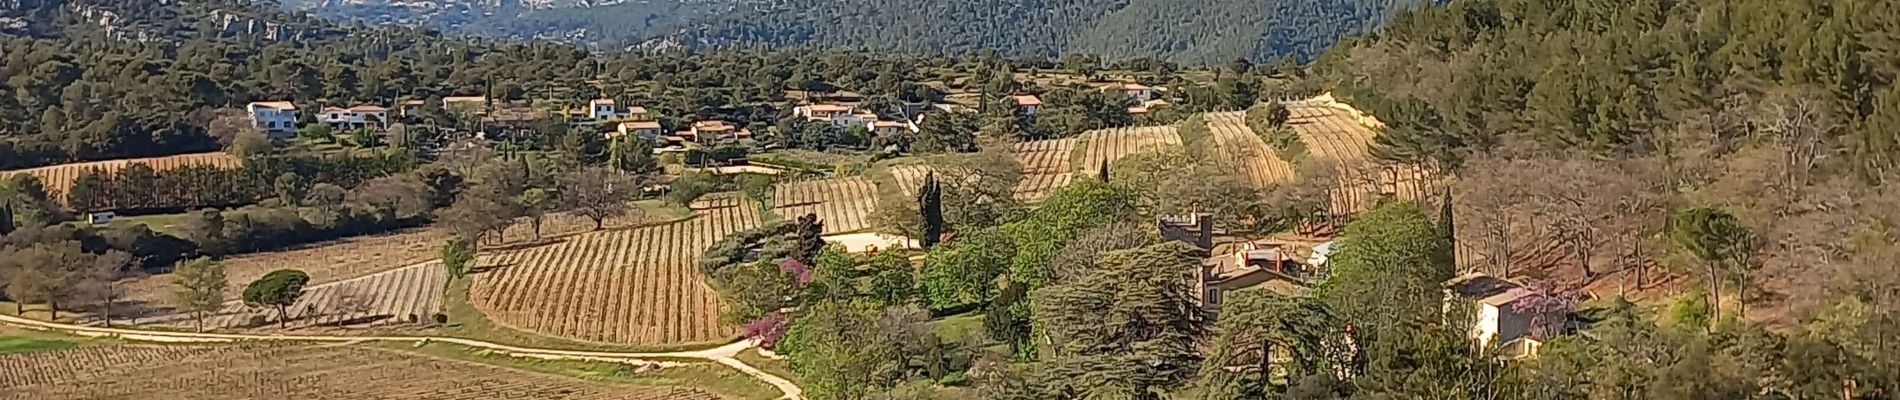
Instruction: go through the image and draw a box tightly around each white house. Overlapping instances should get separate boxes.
[442,96,487,114]
[246,101,298,138]
[585,98,643,120]
[1443,273,1536,352]
[1100,82,1158,102]
[316,104,390,131]
[351,105,389,127]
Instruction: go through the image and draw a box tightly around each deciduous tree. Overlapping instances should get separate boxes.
[560,167,638,230]
[168,257,226,332]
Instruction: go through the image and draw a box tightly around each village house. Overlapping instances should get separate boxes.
[794,103,880,127]
[1100,82,1158,102]
[1128,99,1173,116]
[1442,273,1540,356]
[611,120,665,140]
[400,99,426,118]
[246,101,298,138]
[442,96,487,114]
[1155,214,1325,313]
[866,119,918,136]
[1198,241,1314,311]
[317,104,389,131]
[1010,94,1043,115]
[679,120,751,144]
[588,98,621,120]
[579,99,648,121]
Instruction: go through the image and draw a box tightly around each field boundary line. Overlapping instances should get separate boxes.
[0,312,804,399]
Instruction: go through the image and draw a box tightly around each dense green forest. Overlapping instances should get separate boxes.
[1317,0,1900,174]
[668,0,1413,65]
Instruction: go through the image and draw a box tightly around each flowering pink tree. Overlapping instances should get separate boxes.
[1509,280,1577,338]
[779,259,813,284]
[745,311,791,349]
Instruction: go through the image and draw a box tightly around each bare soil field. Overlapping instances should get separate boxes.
[773,177,878,234]
[0,345,723,400]
[469,196,760,346]
[1011,138,1077,201]
[121,227,449,314]
[1077,126,1182,176]
[0,153,241,201]
[1206,111,1297,186]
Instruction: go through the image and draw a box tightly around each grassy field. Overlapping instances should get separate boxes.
[0,331,79,355]
[386,341,782,400]
[0,343,727,399]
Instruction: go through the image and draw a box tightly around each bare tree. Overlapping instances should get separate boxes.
[559,167,639,231]
[86,250,133,327]
[440,192,509,245]
[1752,87,1841,189]
[347,174,433,220]
[2,242,102,320]
[330,288,375,327]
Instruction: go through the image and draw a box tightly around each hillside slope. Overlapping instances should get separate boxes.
[672,0,1415,64]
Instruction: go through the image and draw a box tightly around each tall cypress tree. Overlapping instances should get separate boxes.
[919,172,943,249]
[795,213,825,264]
[1438,190,1455,263]
[1099,160,1110,182]
[0,201,14,236]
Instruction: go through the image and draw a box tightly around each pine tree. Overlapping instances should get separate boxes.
[919,172,944,249]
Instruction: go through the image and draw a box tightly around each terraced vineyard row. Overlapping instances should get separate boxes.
[1207,111,1296,186]
[888,164,976,198]
[1077,126,1182,177]
[0,152,241,200]
[773,176,878,234]
[148,262,449,330]
[469,196,759,346]
[1011,138,1076,201]
[1286,105,1446,215]
[0,345,721,400]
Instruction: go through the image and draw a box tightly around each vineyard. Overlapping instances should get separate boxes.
[773,177,878,234]
[1285,104,1446,215]
[0,152,241,200]
[887,164,972,198]
[146,262,448,330]
[1207,111,1297,186]
[1010,138,1077,201]
[0,345,221,387]
[0,345,722,400]
[1076,126,1182,176]
[469,196,760,346]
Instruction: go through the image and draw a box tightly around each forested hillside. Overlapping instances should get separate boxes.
[1317,0,1900,172]
[674,0,1414,64]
